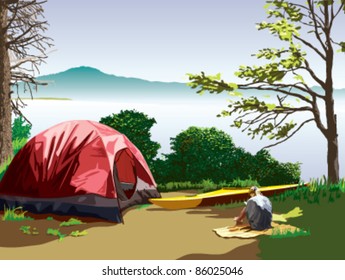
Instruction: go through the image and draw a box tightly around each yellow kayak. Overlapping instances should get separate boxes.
[149,183,307,209]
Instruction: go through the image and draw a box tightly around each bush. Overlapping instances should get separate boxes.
[12,116,31,141]
[153,127,239,183]
[152,126,301,186]
[1,116,32,180]
[100,110,160,166]
[246,150,301,186]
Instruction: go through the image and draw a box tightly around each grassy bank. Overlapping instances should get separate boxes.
[258,180,345,259]
[157,178,260,193]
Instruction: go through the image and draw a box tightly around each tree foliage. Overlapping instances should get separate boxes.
[12,115,31,141]
[151,126,300,185]
[188,0,344,182]
[100,109,160,165]
[167,127,237,183]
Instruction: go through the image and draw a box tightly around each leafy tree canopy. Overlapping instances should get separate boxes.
[187,0,345,182]
[100,109,160,165]
[152,126,300,185]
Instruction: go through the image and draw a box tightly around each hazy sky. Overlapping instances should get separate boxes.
[40,0,345,87]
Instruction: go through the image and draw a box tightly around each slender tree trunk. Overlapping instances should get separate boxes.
[327,127,339,183]
[324,83,339,183]
[325,87,339,183]
[323,3,339,183]
[0,3,13,165]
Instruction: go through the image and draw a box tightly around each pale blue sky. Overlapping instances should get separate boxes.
[40,0,345,87]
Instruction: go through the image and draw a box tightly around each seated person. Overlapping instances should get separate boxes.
[233,186,272,230]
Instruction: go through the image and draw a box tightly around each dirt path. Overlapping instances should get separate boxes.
[0,192,259,260]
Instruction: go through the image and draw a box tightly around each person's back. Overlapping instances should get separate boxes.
[246,194,272,230]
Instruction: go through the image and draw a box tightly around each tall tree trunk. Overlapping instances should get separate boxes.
[325,92,339,183]
[324,3,339,184]
[0,4,13,165]
[327,128,339,183]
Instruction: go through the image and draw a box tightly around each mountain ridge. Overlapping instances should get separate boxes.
[17,66,345,101]
[31,66,195,101]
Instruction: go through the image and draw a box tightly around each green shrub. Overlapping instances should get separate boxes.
[100,110,160,166]
[151,127,300,185]
[12,116,31,141]
[157,181,203,192]
[227,178,260,188]
[247,150,301,186]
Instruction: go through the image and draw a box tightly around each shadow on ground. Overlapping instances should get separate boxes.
[178,242,259,260]
[147,206,239,219]
[0,213,114,248]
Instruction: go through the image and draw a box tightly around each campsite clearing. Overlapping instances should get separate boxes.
[0,191,259,260]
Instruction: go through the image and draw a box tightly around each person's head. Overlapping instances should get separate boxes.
[249,186,261,197]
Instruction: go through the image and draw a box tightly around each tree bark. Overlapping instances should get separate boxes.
[323,3,339,183]
[0,3,13,165]
[325,92,339,183]
[327,129,339,183]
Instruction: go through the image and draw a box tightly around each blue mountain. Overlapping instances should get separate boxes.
[32,66,196,101]
[19,66,345,101]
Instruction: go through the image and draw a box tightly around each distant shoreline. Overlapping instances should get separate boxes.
[12,97,72,101]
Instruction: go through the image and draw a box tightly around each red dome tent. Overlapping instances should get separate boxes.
[0,120,160,222]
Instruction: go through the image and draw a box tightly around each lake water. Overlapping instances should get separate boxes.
[20,97,345,182]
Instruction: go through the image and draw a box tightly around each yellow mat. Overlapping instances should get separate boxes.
[213,222,301,239]
[213,207,304,239]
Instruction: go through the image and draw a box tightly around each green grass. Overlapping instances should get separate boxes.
[270,228,311,239]
[47,228,66,241]
[19,225,39,235]
[59,217,84,227]
[13,138,28,155]
[0,157,12,181]
[136,204,151,210]
[258,179,345,259]
[20,225,31,235]
[157,181,201,192]
[47,217,87,241]
[2,206,34,221]
[70,230,88,237]
[157,178,260,193]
